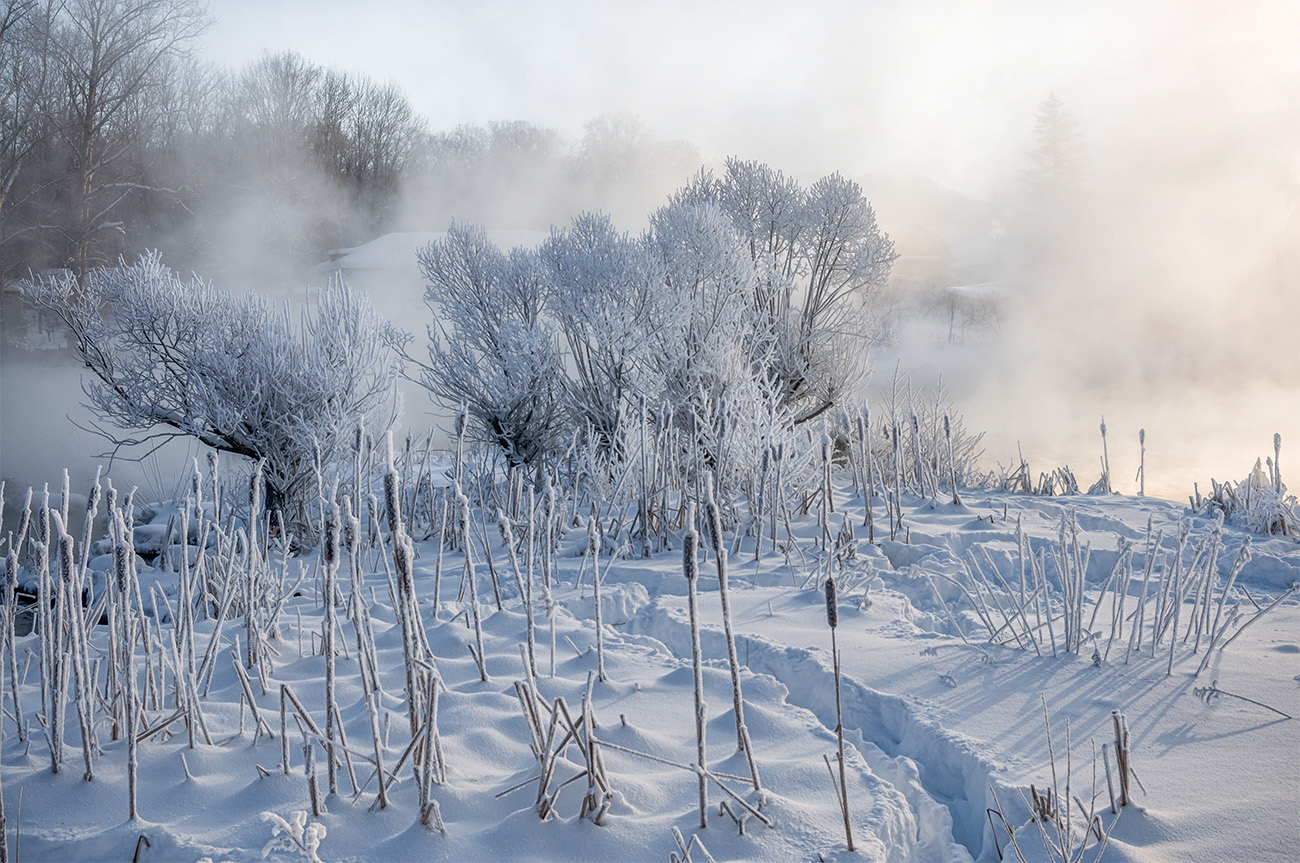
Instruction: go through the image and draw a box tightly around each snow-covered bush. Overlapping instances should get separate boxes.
[540,211,677,452]
[27,253,402,540]
[1191,437,1298,538]
[413,222,563,476]
[411,160,895,498]
[672,158,896,424]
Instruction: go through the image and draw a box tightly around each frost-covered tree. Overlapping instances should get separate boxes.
[27,252,402,539]
[674,159,895,424]
[411,159,895,483]
[40,0,210,273]
[411,222,562,474]
[539,212,675,452]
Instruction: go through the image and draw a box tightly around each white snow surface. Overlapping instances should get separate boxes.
[3,484,1297,862]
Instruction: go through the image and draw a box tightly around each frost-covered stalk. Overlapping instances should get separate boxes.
[826,575,854,852]
[683,504,707,828]
[1111,710,1131,807]
[891,421,903,538]
[1126,523,1163,662]
[588,517,607,683]
[1098,417,1112,494]
[3,541,21,743]
[706,484,760,789]
[33,505,60,772]
[0,760,7,863]
[452,408,468,545]
[386,435,427,734]
[77,468,102,609]
[1189,519,1223,652]
[543,482,558,677]
[944,414,961,506]
[859,410,876,542]
[432,498,448,615]
[496,508,527,610]
[910,414,929,500]
[59,470,70,538]
[1274,433,1283,495]
[112,508,139,819]
[1135,429,1146,497]
[523,492,538,681]
[1196,536,1251,675]
[499,506,535,681]
[4,488,31,741]
[208,451,222,529]
[246,459,265,670]
[460,491,488,683]
[54,513,95,781]
[322,498,341,795]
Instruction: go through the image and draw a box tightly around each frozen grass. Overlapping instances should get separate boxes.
[0,422,1295,861]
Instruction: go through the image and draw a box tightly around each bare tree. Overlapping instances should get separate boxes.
[407,222,562,475]
[676,158,896,424]
[0,0,54,275]
[27,252,403,540]
[38,0,209,274]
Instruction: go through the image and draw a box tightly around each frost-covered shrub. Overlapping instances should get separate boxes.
[414,222,563,476]
[1192,440,1299,538]
[413,160,895,497]
[672,158,896,424]
[27,253,402,540]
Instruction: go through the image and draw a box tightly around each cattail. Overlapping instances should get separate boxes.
[588,517,607,683]
[60,469,70,533]
[322,497,341,794]
[825,571,853,851]
[1275,433,1283,494]
[1099,416,1111,494]
[1136,429,1146,497]
[944,413,961,506]
[825,574,839,629]
[207,451,221,524]
[383,432,401,537]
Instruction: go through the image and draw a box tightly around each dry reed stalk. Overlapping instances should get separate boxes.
[683,503,707,828]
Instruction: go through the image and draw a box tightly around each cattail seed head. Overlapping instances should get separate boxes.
[1139,428,1145,446]
[704,482,722,554]
[249,460,264,515]
[943,414,951,439]
[59,531,74,587]
[825,575,838,629]
[383,465,401,536]
[112,514,131,594]
[323,499,340,569]
[87,466,102,516]
[683,504,698,582]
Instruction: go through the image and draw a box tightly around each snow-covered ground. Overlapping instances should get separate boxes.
[1,476,1297,862]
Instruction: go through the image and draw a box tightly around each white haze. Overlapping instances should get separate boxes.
[2,0,1295,509]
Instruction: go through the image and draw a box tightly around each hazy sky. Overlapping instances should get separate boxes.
[199,0,1300,197]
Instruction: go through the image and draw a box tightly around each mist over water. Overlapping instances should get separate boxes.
[2,0,1296,512]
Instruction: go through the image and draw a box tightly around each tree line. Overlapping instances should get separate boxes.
[0,0,699,287]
